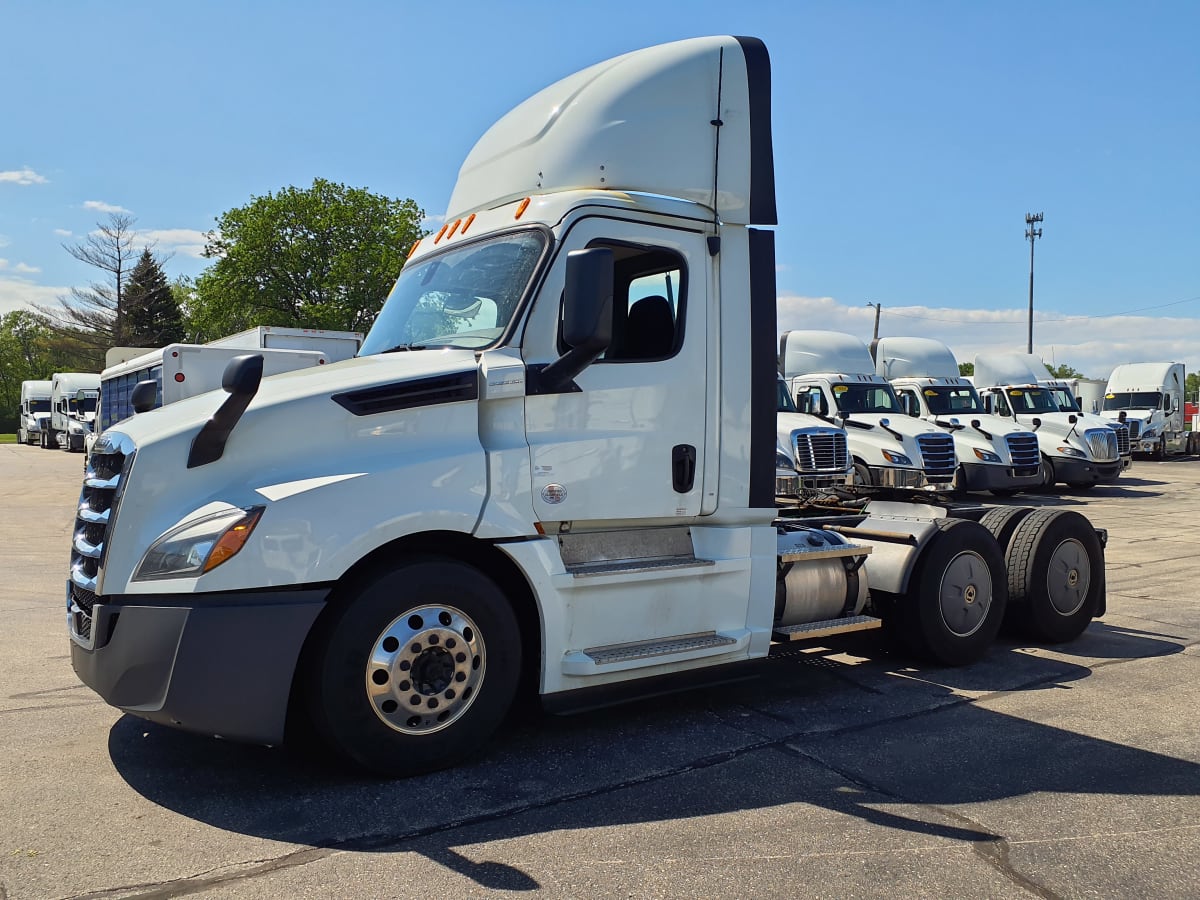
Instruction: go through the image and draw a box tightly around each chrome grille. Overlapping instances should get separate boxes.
[1005,432,1041,474]
[1084,428,1118,462]
[1109,422,1130,456]
[916,432,956,482]
[792,428,849,474]
[68,437,133,648]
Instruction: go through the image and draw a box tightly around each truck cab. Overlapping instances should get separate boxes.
[67,36,1108,777]
[1041,377,1132,469]
[1098,362,1186,458]
[18,380,53,445]
[780,331,957,490]
[48,373,99,452]
[974,353,1124,488]
[775,375,852,496]
[873,337,1041,494]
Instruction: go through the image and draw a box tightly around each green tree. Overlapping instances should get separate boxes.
[1186,371,1200,402]
[124,248,185,345]
[189,179,424,338]
[1045,363,1085,379]
[958,362,974,377]
[0,311,63,432]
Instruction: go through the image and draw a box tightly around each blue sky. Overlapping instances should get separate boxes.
[2,1,1198,379]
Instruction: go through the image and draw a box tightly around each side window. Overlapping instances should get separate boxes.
[899,389,919,417]
[795,386,827,416]
[585,243,685,362]
[994,392,1011,416]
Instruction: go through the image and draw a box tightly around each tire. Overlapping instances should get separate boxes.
[306,558,521,776]
[891,518,1007,666]
[1038,454,1055,490]
[17,428,25,444]
[1156,436,1166,460]
[978,506,1034,556]
[852,462,872,487]
[1006,509,1103,643]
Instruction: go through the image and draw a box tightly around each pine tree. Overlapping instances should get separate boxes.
[124,248,185,345]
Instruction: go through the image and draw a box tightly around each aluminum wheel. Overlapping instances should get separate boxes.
[938,550,992,637]
[1044,538,1091,616]
[365,604,485,735]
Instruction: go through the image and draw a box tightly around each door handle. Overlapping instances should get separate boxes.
[672,444,696,493]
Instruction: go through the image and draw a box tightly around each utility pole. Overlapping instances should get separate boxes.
[867,301,881,341]
[1025,212,1043,355]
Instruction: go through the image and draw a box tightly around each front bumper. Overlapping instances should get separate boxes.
[1050,456,1123,486]
[960,462,1043,492]
[868,465,953,490]
[70,587,328,744]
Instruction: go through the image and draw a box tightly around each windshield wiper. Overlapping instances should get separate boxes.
[381,343,430,353]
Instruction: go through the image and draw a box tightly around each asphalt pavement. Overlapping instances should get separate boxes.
[0,442,1196,899]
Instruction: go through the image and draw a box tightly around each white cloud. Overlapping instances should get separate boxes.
[778,293,1200,382]
[0,168,48,186]
[83,200,131,213]
[13,262,40,274]
[421,214,447,228]
[53,228,72,237]
[0,277,66,316]
[0,235,10,248]
[136,228,208,259]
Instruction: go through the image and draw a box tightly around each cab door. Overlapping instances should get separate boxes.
[522,217,710,524]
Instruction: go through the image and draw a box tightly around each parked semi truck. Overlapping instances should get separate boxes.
[17,380,53,445]
[46,373,99,451]
[779,331,958,490]
[973,353,1128,488]
[775,375,853,496]
[872,337,1041,494]
[1098,362,1187,458]
[68,36,1108,776]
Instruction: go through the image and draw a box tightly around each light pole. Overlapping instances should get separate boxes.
[1025,212,1043,355]
[867,301,881,340]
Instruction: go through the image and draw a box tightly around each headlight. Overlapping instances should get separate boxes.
[973,448,1001,463]
[1141,428,1157,440]
[881,450,913,466]
[775,448,796,471]
[68,421,85,433]
[1056,447,1085,458]
[134,506,264,581]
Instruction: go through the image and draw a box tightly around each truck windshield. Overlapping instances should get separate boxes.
[29,399,50,413]
[777,380,798,413]
[360,230,547,355]
[1046,387,1080,413]
[832,383,901,414]
[922,386,983,416]
[1005,387,1058,414]
[1103,391,1160,411]
[70,395,98,413]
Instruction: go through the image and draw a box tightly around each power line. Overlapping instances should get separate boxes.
[873,291,1200,326]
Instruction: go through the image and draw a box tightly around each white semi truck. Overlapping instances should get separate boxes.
[872,337,1042,494]
[775,375,853,496]
[1098,362,1187,458]
[780,331,958,490]
[973,353,1127,488]
[68,36,1108,776]
[17,380,53,445]
[46,373,99,451]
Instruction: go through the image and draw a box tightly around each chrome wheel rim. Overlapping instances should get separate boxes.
[938,550,992,637]
[1045,538,1090,616]
[366,604,485,735]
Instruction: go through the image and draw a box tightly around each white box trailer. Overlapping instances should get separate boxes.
[18,380,53,445]
[1098,362,1187,458]
[96,343,330,434]
[206,326,362,362]
[46,373,99,451]
[69,36,1110,777]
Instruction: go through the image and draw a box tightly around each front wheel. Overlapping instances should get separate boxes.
[306,558,521,777]
[852,461,872,487]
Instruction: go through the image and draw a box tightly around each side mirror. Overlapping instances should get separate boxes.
[1068,414,1077,424]
[534,248,614,393]
[130,380,158,414]
[188,354,264,468]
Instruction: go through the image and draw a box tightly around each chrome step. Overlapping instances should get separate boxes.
[581,631,737,666]
[772,615,882,643]
[565,555,715,578]
[778,544,871,564]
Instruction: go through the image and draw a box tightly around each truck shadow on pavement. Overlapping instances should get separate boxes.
[107,621,1197,892]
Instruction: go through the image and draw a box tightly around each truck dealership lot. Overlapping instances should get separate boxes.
[1,445,1197,899]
